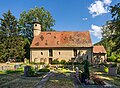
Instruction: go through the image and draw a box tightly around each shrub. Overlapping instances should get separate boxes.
[30,62,36,64]
[65,62,72,65]
[51,59,60,64]
[104,67,108,73]
[6,69,23,74]
[38,68,50,72]
[60,60,66,64]
[24,66,35,77]
[117,59,120,63]
[107,55,116,62]
[26,59,30,64]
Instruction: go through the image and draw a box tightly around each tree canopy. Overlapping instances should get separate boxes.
[0,10,25,62]
[0,7,55,62]
[19,7,55,41]
[101,3,120,54]
[95,3,120,61]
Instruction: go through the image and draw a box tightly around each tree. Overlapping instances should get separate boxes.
[110,3,120,53]
[19,7,55,59]
[0,10,25,62]
[19,7,55,41]
[101,3,120,54]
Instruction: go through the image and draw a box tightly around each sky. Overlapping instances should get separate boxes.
[0,0,119,44]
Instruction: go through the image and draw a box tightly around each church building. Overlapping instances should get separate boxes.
[30,21,97,64]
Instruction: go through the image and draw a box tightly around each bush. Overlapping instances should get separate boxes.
[24,66,35,77]
[38,68,50,72]
[107,55,117,62]
[117,59,120,63]
[65,62,72,65]
[6,69,23,74]
[60,60,66,64]
[104,67,108,73]
[26,59,30,64]
[51,59,60,64]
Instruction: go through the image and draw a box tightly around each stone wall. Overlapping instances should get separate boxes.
[30,47,93,64]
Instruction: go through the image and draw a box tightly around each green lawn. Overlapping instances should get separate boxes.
[43,68,74,88]
[0,63,42,88]
[90,66,120,87]
[1,77,41,88]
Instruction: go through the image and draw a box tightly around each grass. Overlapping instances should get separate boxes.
[1,77,41,88]
[0,67,42,88]
[43,78,73,88]
[57,68,71,73]
[0,72,21,85]
[90,66,120,87]
[43,67,74,88]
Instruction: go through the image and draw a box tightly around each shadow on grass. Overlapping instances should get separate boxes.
[0,69,23,75]
[5,70,23,74]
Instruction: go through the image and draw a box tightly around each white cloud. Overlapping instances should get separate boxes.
[103,0,112,5]
[88,0,112,17]
[89,24,102,39]
[82,18,88,21]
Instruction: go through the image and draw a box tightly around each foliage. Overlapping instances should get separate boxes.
[24,66,35,77]
[0,7,55,62]
[117,59,120,63]
[0,10,26,62]
[107,55,117,62]
[82,59,90,79]
[5,69,23,74]
[95,3,120,58]
[73,62,81,65]
[65,62,72,65]
[104,67,108,73]
[26,59,30,64]
[19,7,55,41]
[18,7,55,59]
[60,60,66,64]
[38,68,50,72]
[51,59,60,64]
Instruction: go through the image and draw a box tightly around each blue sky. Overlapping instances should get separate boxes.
[0,0,119,44]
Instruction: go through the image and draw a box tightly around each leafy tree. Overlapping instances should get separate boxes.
[19,7,55,41]
[101,3,120,54]
[19,7,55,59]
[0,10,25,62]
[110,3,120,53]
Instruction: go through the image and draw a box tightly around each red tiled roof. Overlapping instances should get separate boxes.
[93,45,106,53]
[30,31,92,48]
